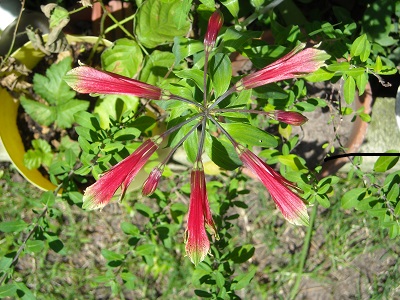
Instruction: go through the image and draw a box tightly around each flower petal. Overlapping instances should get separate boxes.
[65,66,163,99]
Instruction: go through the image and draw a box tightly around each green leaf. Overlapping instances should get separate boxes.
[350,34,371,62]
[220,123,278,148]
[0,220,28,233]
[210,53,232,98]
[20,96,55,126]
[220,0,239,17]
[387,184,399,203]
[135,244,155,256]
[101,249,125,261]
[34,56,75,105]
[229,244,255,263]
[343,76,355,104]
[26,240,45,253]
[341,188,367,209]
[121,222,141,236]
[114,128,141,141]
[304,68,335,82]
[278,154,307,171]
[373,151,400,172]
[316,194,330,208]
[139,51,176,86]
[172,37,204,65]
[232,267,256,290]
[101,38,143,77]
[95,95,139,129]
[205,133,242,170]
[134,203,154,217]
[175,69,205,92]
[0,284,17,297]
[74,111,101,130]
[24,139,54,169]
[55,99,89,129]
[183,125,199,164]
[135,0,190,49]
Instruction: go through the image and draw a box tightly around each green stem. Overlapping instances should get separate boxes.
[100,1,135,40]
[104,14,136,35]
[289,203,318,300]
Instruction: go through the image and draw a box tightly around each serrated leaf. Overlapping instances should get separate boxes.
[373,151,400,172]
[34,56,75,105]
[343,76,355,104]
[341,188,366,209]
[221,123,278,148]
[20,96,56,126]
[135,0,190,49]
[0,220,28,233]
[101,38,143,77]
[210,53,231,98]
[55,99,89,129]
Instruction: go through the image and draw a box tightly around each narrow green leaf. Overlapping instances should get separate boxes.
[221,123,278,148]
[210,53,232,98]
[343,76,356,104]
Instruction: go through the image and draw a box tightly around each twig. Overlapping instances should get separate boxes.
[0,0,26,70]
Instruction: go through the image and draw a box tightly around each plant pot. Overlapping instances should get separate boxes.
[0,35,111,191]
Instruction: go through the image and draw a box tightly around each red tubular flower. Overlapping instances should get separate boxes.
[204,10,224,52]
[274,111,308,126]
[142,167,163,196]
[185,161,217,266]
[83,137,162,210]
[64,66,168,100]
[235,44,329,90]
[236,145,309,226]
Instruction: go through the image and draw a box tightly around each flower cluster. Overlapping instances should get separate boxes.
[64,10,328,265]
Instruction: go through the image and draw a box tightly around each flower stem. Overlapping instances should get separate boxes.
[208,86,236,110]
[208,116,237,147]
[196,118,207,161]
[162,118,203,166]
[161,113,202,138]
[289,203,318,300]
